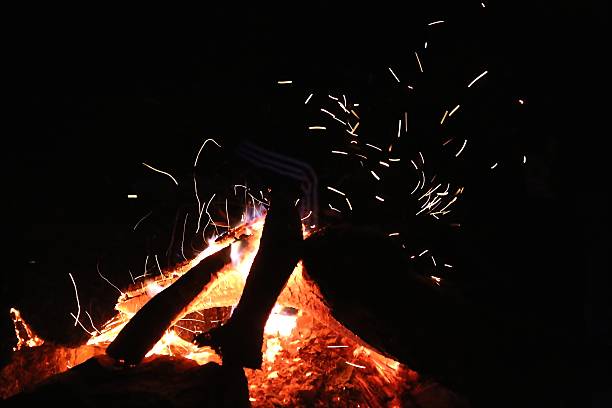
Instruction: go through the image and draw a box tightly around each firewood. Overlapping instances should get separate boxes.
[106,245,232,365]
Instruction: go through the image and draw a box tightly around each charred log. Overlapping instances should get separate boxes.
[106,246,231,365]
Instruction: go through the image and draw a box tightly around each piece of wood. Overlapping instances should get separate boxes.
[106,245,231,365]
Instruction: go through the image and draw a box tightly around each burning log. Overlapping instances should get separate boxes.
[106,245,232,365]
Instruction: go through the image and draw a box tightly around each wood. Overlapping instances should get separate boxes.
[106,245,231,365]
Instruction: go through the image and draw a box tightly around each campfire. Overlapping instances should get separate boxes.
[1,214,464,407]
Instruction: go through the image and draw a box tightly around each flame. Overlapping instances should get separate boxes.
[9,308,44,351]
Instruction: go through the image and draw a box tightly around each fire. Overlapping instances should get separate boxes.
[9,308,44,351]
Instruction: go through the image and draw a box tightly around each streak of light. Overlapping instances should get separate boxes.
[418,249,429,256]
[444,264,453,268]
[142,162,178,186]
[193,138,222,167]
[355,154,368,160]
[389,158,400,162]
[440,110,449,124]
[309,126,326,130]
[331,150,348,155]
[415,52,424,72]
[345,361,366,369]
[449,104,461,117]
[404,112,408,131]
[133,210,153,232]
[68,273,80,327]
[490,162,498,169]
[523,155,527,164]
[370,170,381,181]
[328,94,338,101]
[304,93,313,104]
[518,99,525,104]
[345,197,353,210]
[225,198,230,230]
[443,138,454,146]
[375,195,385,202]
[181,213,188,261]
[351,110,360,119]
[70,313,93,335]
[467,70,488,88]
[155,254,165,278]
[455,139,468,157]
[388,232,400,236]
[294,198,300,206]
[397,119,402,137]
[388,67,400,82]
[411,160,419,169]
[277,80,292,84]
[301,210,313,221]
[419,151,425,164]
[428,20,445,25]
[97,262,124,295]
[379,161,389,167]
[365,143,382,151]
[410,181,420,194]
[431,256,437,266]
[127,194,137,198]
[431,276,441,285]
[328,204,341,213]
[327,186,346,196]
[85,311,101,334]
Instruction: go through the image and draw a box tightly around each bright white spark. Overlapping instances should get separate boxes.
[277,80,292,84]
[365,143,382,151]
[455,139,468,157]
[345,197,353,210]
[305,93,313,104]
[370,170,381,181]
[328,204,341,213]
[142,162,179,186]
[127,194,138,198]
[397,119,402,137]
[328,94,338,101]
[444,263,453,268]
[490,162,498,169]
[428,20,445,25]
[410,180,420,194]
[419,249,429,256]
[419,151,425,164]
[411,160,419,170]
[375,195,385,202]
[404,112,408,131]
[431,276,441,285]
[523,155,527,164]
[481,2,486,7]
[449,104,461,117]
[133,210,153,232]
[389,158,401,162]
[331,150,348,155]
[294,198,300,206]
[327,186,346,196]
[97,263,123,295]
[379,161,389,167]
[309,126,326,130]
[388,67,400,82]
[518,99,525,104]
[194,138,222,167]
[431,255,437,266]
[85,311,100,334]
[355,153,368,160]
[68,273,80,327]
[415,52,424,72]
[345,361,366,369]
[440,110,449,125]
[301,210,313,221]
[467,70,488,88]
[388,232,400,236]
[155,254,164,278]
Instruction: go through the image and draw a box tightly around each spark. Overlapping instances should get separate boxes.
[345,361,366,369]
[431,255,437,266]
[181,213,188,261]
[415,52,424,72]
[455,139,468,157]
[418,249,429,256]
[375,195,385,202]
[97,262,124,295]
[133,210,153,232]
[523,155,527,164]
[440,110,449,124]
[370,170,381,181]
[332,150,348,155]
[327,186,346,196]
[155,254,165,278]
[467,70,488,88]
[301,210,313,221]
[277,80,292,84]
[424,41,428,49]
[127,194,137,198]
[365,143,382,151]
[397,119,402,137]
[404,112,408,131]
[411,160,418,170]
[142,162,178,186]
[194,176,202,215]
[193,138,222,167]
[518,99,525,104]
[309,126,326,130]
[337,100,349,113]
[444,263,453,268]
[233,184,247,195]
[304,93,313,104]
[85,311,101,334]
[129,270,135,284]
[388,67,400,82]
[350,140,358,144]
[328,204,341,213]
[419,151,425,165]
[333,116,347,126]
[345,197,353,210]
[327,345,349,348]
[355,154,368,160]
[431,276,442,285]
[481,2,486,7]
[225,198,230,231]
[343,94,347,107]
[388,232,400,237]
[379,161,389,167]
[328,94,338,101]
[294,198,300,206]
[437,196,458,213]
[410,180,420,194]
[490,162,498,169]
[389,158,401,162]
[443,137,454,146]
[428,20,445,25]
[351,110,360,119]
[68,273,80,327]
[449,104,461,117]
[70,313,93,336]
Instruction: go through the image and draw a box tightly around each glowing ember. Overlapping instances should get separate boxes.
[9,308,44,351]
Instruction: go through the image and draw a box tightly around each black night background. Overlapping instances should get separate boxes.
[2,2,609,407]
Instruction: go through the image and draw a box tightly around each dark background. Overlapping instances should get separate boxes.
[2,2,609,407]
